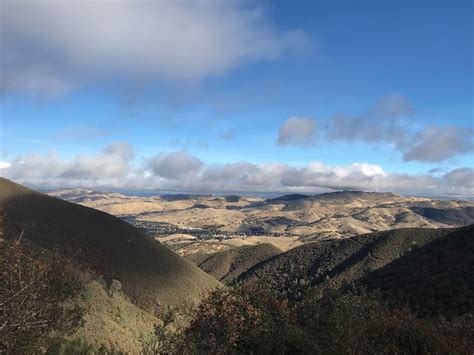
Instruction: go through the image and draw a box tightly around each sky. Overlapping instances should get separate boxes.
[0,0,473,197]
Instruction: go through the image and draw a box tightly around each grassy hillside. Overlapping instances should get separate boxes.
[51,188,474,240]
[360,224,474,317]
[277,190,410,211]
[0,178,221,352]
[188,243,282,284]
[409,206,474,226]
[239,227,458,299]
[0,178,219,309]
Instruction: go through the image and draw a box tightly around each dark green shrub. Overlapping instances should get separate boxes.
[298,289,474,354]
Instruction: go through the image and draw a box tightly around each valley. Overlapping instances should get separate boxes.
[50,189,474,257]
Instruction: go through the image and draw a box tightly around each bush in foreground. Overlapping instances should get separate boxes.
[298,289,474,354]
[0,239,83,353]
[144,283,474,354]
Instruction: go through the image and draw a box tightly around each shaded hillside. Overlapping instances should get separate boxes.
[0,178,219,310]
[410,206,474,226]
[188,243,282,284]
[239,227,455,298]
[161,194,211,201]
[311,190,399,201]
[268,194,310,202]
[224,195,241,202]
[279,190,409,211]
[360,224,474,317]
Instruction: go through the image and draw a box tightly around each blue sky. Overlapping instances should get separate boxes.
[0,0,472,196]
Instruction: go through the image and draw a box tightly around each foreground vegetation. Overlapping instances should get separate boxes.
[0,239,83,353]
[2,224,473,354]
[142,283,474,355]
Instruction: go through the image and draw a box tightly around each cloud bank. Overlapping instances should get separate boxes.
[278,94,473,162]
[1,144,472,197]
[147,151,203,179]
[1,142,135,188]
[1,0,308,96]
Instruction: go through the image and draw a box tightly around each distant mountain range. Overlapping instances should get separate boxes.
[50,188,474,240]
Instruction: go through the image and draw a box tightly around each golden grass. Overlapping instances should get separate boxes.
[73,280,158,353]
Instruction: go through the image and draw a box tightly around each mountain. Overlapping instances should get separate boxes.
[238,227,467,299]
[161,193,212,201]
[360,225,474,317]
[187,243,282,284]
[268,194,311,202]
[0,178,220,352]
[0,178,219,308]
[409,206,474,226]
[50,188,474,241]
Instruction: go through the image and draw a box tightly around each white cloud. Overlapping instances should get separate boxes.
[403,126,473,162]
[199,162,288,190]
[0,145,472,197]
[147,151,203,179]
[280,162,390,191]
[277,117,317,146]
[326,94,412,145]
[367,93,413,119]
[0,162,12,169]
[1,0,309,96]
[1,142,135,188]
[103,142,135,161]
[441,168,474,195]
[322,94,473,162]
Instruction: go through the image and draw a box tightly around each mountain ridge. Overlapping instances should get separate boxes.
[237,226,472,298]
[0,178,220,309]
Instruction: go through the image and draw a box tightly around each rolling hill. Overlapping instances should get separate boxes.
[360,225,474,317]
[187,243,282,284]
[50,188,474,242]
[0,178,219,308]
[409,206,474,226]
[0,178,220,352]
[238,226,471,300]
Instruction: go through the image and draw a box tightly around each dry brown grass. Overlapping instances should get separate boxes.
[72,280,159,353]
[51,188,474,239]
[0,178,220,311]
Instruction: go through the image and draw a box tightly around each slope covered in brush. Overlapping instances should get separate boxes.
[0,178,219,309]
[189,243,282,284]
[360,224,474,317]
[239,227,456,298]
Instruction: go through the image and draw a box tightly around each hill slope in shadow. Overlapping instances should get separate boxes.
[409,206,474,226]
[360,225,474,317]
[239,227,463,299]
[0,178,220,310]
[187,243,282,284]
